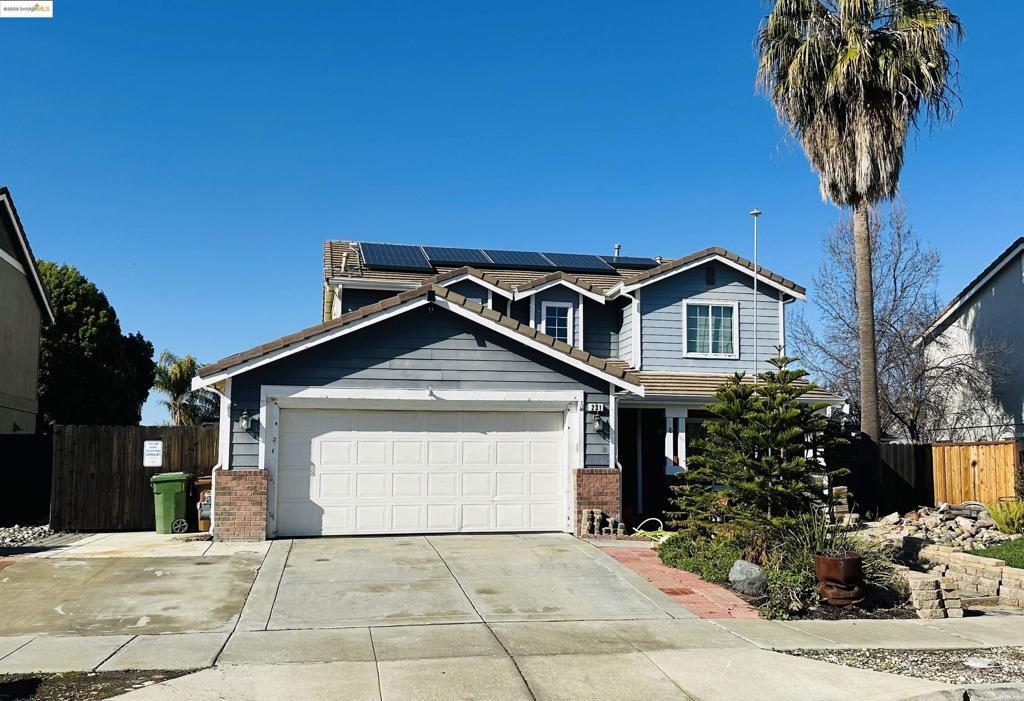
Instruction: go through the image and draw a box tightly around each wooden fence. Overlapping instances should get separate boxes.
[931,441,1020,506]
[49,425,218,531]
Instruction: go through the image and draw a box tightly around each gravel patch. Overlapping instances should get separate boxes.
[786,647,1024,685]
[0,526,51,548]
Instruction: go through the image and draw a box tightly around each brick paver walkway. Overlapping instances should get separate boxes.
[605,544,760,619]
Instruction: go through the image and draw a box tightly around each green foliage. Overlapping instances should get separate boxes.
[758,515,905,619]
[657,515,908,620]
[658,527,745,585]
[986,501,1024,535]
[36,261,155,427]
[666,355,848,530]
[153,352,219,426]
[970,540,1024,569]
[756,0,963,207]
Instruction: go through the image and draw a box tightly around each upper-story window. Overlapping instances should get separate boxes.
[684,301,738,358]
[541,301,573,344]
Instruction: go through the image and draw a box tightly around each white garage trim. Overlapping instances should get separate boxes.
[258,386,585,537]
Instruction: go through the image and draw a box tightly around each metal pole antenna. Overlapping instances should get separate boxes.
[749,209,761,382]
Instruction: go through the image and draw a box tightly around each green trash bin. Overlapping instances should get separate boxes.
[151,472,191,534]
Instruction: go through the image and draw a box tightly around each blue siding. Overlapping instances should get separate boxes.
[639,264,783,372]
[619,298,634,366]
[447,279,488,305]
[228,305,611,469]
[582,298,620,359]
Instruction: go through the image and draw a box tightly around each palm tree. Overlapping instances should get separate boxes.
[153,351,219,426]
[756,0,962,503]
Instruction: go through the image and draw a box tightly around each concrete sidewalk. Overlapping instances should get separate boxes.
[3,615,1023,674]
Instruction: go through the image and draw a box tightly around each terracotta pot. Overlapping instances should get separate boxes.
[813,551,865,606]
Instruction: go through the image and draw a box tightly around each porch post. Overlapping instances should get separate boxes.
[665,408,687,475]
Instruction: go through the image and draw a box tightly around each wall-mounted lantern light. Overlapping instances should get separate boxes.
[239,409,253,431]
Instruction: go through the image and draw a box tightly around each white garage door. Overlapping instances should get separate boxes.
[275,408,566,536]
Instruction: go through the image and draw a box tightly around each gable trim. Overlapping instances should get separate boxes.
[438,272,514,300]
[193,293,644,395]
[0,190,54,323]
[917,240,1024,345]
[609,254,806,301]
[513,279,606,303]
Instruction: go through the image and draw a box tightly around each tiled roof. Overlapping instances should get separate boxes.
[323,240,645,293]
[323,241,806,298]
[636,372,843,403]
[616,246,806,296]
[198,283,642,388]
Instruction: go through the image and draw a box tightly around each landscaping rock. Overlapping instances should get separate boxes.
[0,524,51,548]
[875,504,1014,552]
[728,559,768,596]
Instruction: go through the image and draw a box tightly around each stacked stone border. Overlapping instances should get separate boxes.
[902,536,1024,608]
[896,567,963,619]
[212,468,268,542]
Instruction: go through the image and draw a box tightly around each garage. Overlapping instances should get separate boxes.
[274,407,568,536]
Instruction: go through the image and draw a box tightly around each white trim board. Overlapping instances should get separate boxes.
[608,253,806,302]
[327,277,420,291]
[916,241,1024,345]
[194,294,645,395]
[0,247,25,274]
[540,300,574,346]
[0,193,54,322]
[514,279,606,304]
[437,272,514,300]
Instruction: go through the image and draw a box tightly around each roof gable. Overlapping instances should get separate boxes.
[918,237,1024,344]
[195,284,644,394]
[611,247,806,299]
[0,188,54,323]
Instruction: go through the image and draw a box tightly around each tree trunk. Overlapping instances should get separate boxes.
[853,202,882,507]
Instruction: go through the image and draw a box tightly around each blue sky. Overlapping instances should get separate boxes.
[2,2,1021,424]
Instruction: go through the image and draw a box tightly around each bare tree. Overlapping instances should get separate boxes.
[791,206,1010,442]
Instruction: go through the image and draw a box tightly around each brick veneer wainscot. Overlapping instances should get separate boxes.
[213,468,268,541]
[573,468,621,536]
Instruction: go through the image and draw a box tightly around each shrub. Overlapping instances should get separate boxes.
[665,355,847,531]
[658,527,745,585]
[987,501,1024,535]
[757,515,907,618]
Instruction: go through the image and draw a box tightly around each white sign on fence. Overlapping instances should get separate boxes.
[143,440,163,467]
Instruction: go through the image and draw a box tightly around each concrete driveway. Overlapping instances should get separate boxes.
[2,532,1010,699]
[251,533,687,630]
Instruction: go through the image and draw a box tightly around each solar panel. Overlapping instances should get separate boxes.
[422,246,491,267]
[359,242,434,272]
[542,252,615,273]
[482,249,557,270]
[599,255,660,269]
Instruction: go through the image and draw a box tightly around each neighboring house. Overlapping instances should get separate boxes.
[194,241,838,540]
[0,188,54,434]
[918,238,1024,441]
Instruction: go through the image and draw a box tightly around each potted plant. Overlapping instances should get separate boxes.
[813,550,865,606]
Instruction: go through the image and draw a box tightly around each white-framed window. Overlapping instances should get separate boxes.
[684,301,738,358]
[541,301,574,344]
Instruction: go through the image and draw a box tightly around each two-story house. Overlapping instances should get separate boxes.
[194,241,837,540]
